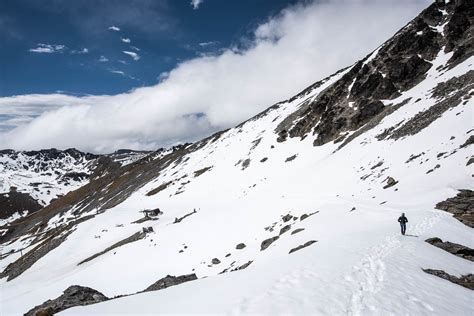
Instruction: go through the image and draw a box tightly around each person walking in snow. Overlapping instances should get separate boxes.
[398,213,408,235]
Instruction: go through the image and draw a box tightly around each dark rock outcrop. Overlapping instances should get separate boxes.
[146,181,173,196]
[435,190,474,227]
[143,274,198,292]
[279,225,291,235]
[289,240,318,254]
[78,231,146,265]
[383,177,398,189]
[300,211,319,221]
[291,228,305,235]
[282,214,293,222]
[425,237,474,261]
[174,209,197,224]
[235,243,246,250]
[423,269,474,290]
[0,189,42,221]
[194,166,213,177]
[261,236,279,251]
[231,261,253,271]
[274,0,473,147]
[25,285,108,316]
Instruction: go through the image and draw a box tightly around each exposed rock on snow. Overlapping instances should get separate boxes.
[235,243,246,250]
[291,228,305,235]
[300,211,319,221]
[383,176,398,189]
[0,188,41,224]
[285,154,297,162]
[241,158,251,170]
[460,135,474,148]
[423,269,474,290]
[282,214,293,222]
[231,260,253,271]
[425,237,474,261]
[194,166,213,177]
[279,224,291,235]
[261,236,279,251]
[289,240,318,254]
[24,285,108,316]
[435,189,474,227]
[146,181,173,196]
[143,274,198,292]
[78,231,146,265]
[174,209,197,223]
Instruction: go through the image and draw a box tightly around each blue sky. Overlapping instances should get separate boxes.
[0,0,430,153]
[1,0,298,97]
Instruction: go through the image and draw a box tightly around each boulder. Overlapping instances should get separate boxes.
[143,274,198,292]
[383,177,398,189]
[235,243,246,250]
[261,236,279,251]
[25,285,108,316]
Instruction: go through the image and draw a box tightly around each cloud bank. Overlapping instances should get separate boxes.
[0,0,429,153]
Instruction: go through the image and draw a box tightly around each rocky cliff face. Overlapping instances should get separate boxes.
[275,0,473,146]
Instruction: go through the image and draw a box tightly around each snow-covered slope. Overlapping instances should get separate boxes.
[1,1,473,315]
[0,148,157,225]
[0,149,99,207]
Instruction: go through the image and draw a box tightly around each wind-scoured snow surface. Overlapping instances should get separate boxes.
[1,3,474,316]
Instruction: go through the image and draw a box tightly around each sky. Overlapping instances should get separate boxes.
[0,0,430,153]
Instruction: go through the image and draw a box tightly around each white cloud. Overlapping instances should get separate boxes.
[108,25,120,31]
[71,48,89,54]
[121,37,131,43]
[190,0,203,10]
[109,70,136,81]
[199,41,219,47]
[110,70,126,76]
[99,55,109,62]
[130,46,140,51]
[1,0,430,153]
[29,43,66,54]
[122,51,140,61]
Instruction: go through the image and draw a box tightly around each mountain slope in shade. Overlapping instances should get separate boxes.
[1,1,473,315]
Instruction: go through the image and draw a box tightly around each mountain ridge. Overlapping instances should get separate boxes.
[1,1,473,315]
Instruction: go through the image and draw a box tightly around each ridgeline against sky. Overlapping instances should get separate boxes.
[0,0,430,153]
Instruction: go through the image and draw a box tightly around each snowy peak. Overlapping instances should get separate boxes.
[0,148,99,205]
[276,0,473,146]
[0,148,160,225]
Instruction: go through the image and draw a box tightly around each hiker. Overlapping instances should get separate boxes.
[398,213,408,235]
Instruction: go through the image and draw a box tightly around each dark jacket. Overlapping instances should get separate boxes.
[398,215,408,224]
